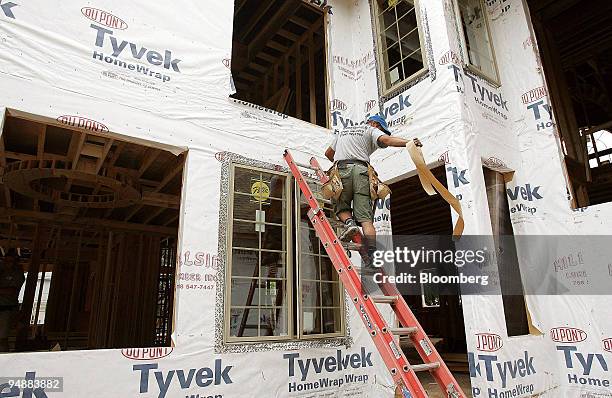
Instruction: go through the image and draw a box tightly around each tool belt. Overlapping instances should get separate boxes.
[321,160,391,201]
[367,164,391,201]
[321,164,344,200]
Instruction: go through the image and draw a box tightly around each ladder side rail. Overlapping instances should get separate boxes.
[285,151,427,397]
[286,150,466,398]
[306,208,428,398]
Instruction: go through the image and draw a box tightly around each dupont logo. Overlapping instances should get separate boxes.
[81,7,128,30]
[57,115,109,133]
[604,338,612,353]
[364,99,377,113]
[222,58,231,69]
[122,347,173,360]
[521,86,547,104]
[483,157,507,169]
[475,333,503,352]
[438,50,460,66]
[330,99,347,112]
[438,151,450,164]
[550,327,587,343]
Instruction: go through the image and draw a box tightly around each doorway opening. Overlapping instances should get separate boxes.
[527,0,612,207]
[0,112,183,352]
[389,166,471,392]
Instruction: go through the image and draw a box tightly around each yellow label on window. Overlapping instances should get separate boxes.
[251,181,270,202]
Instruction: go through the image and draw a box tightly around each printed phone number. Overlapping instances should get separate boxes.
[176,284,214,290]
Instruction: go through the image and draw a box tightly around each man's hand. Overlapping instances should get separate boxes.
[413,138,423,147]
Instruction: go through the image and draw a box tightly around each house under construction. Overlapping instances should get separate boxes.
[0,0,611,397]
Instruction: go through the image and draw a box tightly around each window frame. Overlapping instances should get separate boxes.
[454,0,501,86]
[223,163,346,344]
[372,0,429,96]
[224,163,294,343]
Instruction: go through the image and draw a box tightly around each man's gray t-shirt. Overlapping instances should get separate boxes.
[329,125,386,163]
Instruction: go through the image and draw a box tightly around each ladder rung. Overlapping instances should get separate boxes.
[294,161,318,171]
[388,327,418,335]
[371,295,398,304]
[411,362,440,372]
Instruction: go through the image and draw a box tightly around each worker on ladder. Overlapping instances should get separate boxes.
[324,115,422,260]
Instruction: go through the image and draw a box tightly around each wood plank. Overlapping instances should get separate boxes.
[144,207,167,224]
[0,208,177,235]
[247,1,301,64]
[278,29,300,42]
[289,15,311,29]
[141,191,180,209]
[95,139,114,174]
[256,52,277,63]
[69,133,87,170]
[37,126,46,159]
[239,1,276,42]
[296,44,302,119]
[266,40,289,53]
[15,225,42,349]
[308,31,316,124]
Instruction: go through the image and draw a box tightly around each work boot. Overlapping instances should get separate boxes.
[338,218,360,242]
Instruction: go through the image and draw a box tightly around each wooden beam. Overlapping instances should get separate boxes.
[256,52,277,63]
[308,30,316,124]
[239,1,277,42]
[70,133,87,170]
[266,40,289,52]
[234,0,249,15]
[296,44,302,119]
[16,225,42,349]
[37,126,46,160]
[154,157,184,194]
[137,149,159,177]
[0,208,177,235]
[95,139,114,174]
[124,157,184,221]
[278,29,300,42]
[250,63,268,73]
[143,207,167,224]
[4,151,67,162]
[240,71,260,81]
[141,191,180,209]
[289,15,311,29]
[163,213,180,226]
[248,1,301,61]
[1,134,11,208]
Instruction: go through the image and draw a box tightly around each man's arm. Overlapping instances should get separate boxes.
[325,147,335,162]
[378,135,422,148]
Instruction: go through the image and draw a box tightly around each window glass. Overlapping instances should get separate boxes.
[376,0,426,91]
[297,180,343,337]
[458,0,498,81]
[227,165,344,342]
[229,166,289,339]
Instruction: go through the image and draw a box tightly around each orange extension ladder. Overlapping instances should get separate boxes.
[283,150,466,398]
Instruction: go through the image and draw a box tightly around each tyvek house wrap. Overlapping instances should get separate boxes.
[0,0,610,397]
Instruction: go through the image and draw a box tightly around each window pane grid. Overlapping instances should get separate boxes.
[229,165,289,340]
[458,0,498,82]
[297,177,343,338]
[376,0,425,91]
[228,165,344,342]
